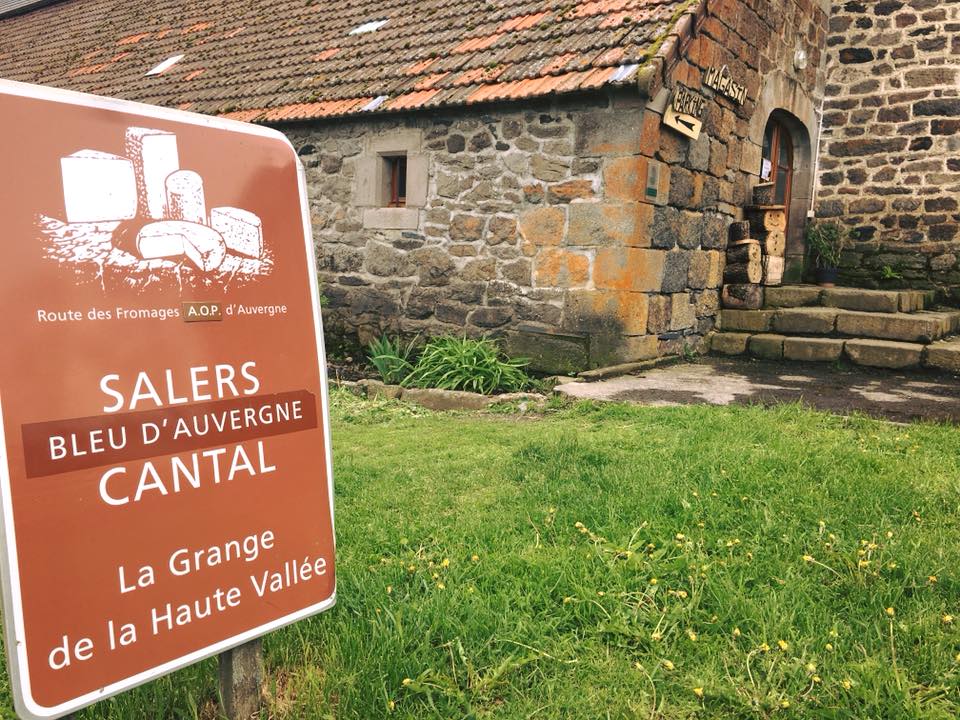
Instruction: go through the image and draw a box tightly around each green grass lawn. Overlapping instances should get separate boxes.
[14,391,960,718]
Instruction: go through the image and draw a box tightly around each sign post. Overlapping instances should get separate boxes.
[0,79,336,719]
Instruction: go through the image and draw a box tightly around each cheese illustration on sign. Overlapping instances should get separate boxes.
[39,126,272,292]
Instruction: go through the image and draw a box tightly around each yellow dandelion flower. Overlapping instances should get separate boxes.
[467,586,475,594]
[812,675,822,684]
[697,522,705,528]
[676,533,686,541]
[733,627,741,638]
[432,572,439,580]
[693,687,704,699]
[651,631,663,641]
[407,565,416,573]
[563,596,573,604]
[687,630,698,642]
[943,614,953,625]
[650,577,658,585]
[759,643,770,652]
[929,575,938,584]
[387,585,393,594]
[858,559,870,568]
[677,590,688,599]
[662,659,675,671]
[376,607,382,614]
[955,652,960,663]
[692,491,700,498]
[805,662,817,674]
[388,700,396,711]
[633,661,643,669]
[574,521,584,528]
[597,591,605,597]
[436,582,445,590]
[471,554,479,562]
[780,699,790,708]
[441,558,450,568]
[803,554,814,563]
[711,491,718,497]
[885,607,895,617]
[826,643,834,651]
[841,679,852,689]
[402,678,412,686]
[777,640,790,651]
[887,562,898,569]
[829,628,839,638]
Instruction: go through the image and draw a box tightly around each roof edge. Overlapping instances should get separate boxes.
[636,0,706,99]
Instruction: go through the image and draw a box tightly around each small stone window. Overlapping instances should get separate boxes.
[384,154,408,207]
[355,130,427,230]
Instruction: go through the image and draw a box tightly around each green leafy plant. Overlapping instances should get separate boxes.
[879,264,903,281]
[805,221,850,270]
[367,335,418,385]
[403,336,530,394]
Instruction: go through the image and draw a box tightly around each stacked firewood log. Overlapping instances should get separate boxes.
[721,183,787,309]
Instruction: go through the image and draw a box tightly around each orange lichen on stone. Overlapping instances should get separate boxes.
[534,248,590,288]
[604,156,649,201]
[594,247,664,291]
[519,207,565,247]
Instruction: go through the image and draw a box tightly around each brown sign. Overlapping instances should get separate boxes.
[0,80,335,718]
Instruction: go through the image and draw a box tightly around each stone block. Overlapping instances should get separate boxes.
[402,387,492,410]
[575,112,642,156]
[647,295,671,334]
[721,283,763,309]
[844,339,923,369]
[721,309,774,332]
[503,326,589,375]
[534,248,590,288]
[772,307,839,334]
[783,337,845,362]
[590,333,659,368]
[603,156,647,201]
[357,379,404,400]
[748,334,785,360]
[925,339,960,373]
[821,288,900,313]
[836,310,946,343]
[764,285,822,307]
[519,206,565,247]
[567,202,653,247]
[594,247,664,291]
[564,290,649,335]
[547,179,595,203]
[670,293,696,330]
[711,332,751,355]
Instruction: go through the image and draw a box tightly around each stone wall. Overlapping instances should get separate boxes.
[283,0,828,373]
[287,92,727,373]
[816,0,960,294]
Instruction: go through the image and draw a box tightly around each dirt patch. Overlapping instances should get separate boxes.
[556,356,960,424]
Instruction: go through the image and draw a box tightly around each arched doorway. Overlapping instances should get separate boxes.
[762,116,795,230]
[755,110,811,281]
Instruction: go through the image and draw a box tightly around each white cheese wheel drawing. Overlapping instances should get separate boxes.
[60,150,138,223]
[210,206,263,259]
[136,221,225,271]
[125,128,179,219]
[165,170,206,224]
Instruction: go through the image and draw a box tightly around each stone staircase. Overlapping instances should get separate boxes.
[711,285,960,372]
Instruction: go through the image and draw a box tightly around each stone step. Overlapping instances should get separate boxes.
[710,333,928,370]
[764,285,933,313]
[720,307,960,343]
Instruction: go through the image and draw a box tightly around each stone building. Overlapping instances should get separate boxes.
[816,0,960,295]
[0,0,956,373]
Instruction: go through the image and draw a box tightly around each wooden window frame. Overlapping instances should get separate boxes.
[385,154,407,208]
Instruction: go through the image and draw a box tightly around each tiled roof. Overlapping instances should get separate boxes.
[0,0,691,122]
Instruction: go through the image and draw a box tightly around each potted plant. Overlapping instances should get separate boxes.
[805,221,849,287]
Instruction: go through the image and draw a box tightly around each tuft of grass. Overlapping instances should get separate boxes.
[403,336,530,394]
[21,392,960,719]
[367,335,417,385]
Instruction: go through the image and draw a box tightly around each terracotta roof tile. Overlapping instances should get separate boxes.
[0,0,689,122]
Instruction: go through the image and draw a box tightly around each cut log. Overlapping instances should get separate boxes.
[729,220,751,242]
[726,242,761,265]
[758,230,786,257]
[722,283,763,310]
[752,182,776,205]
[724,260,762,284]
[748,208,787,232]
[763,255,784,286]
